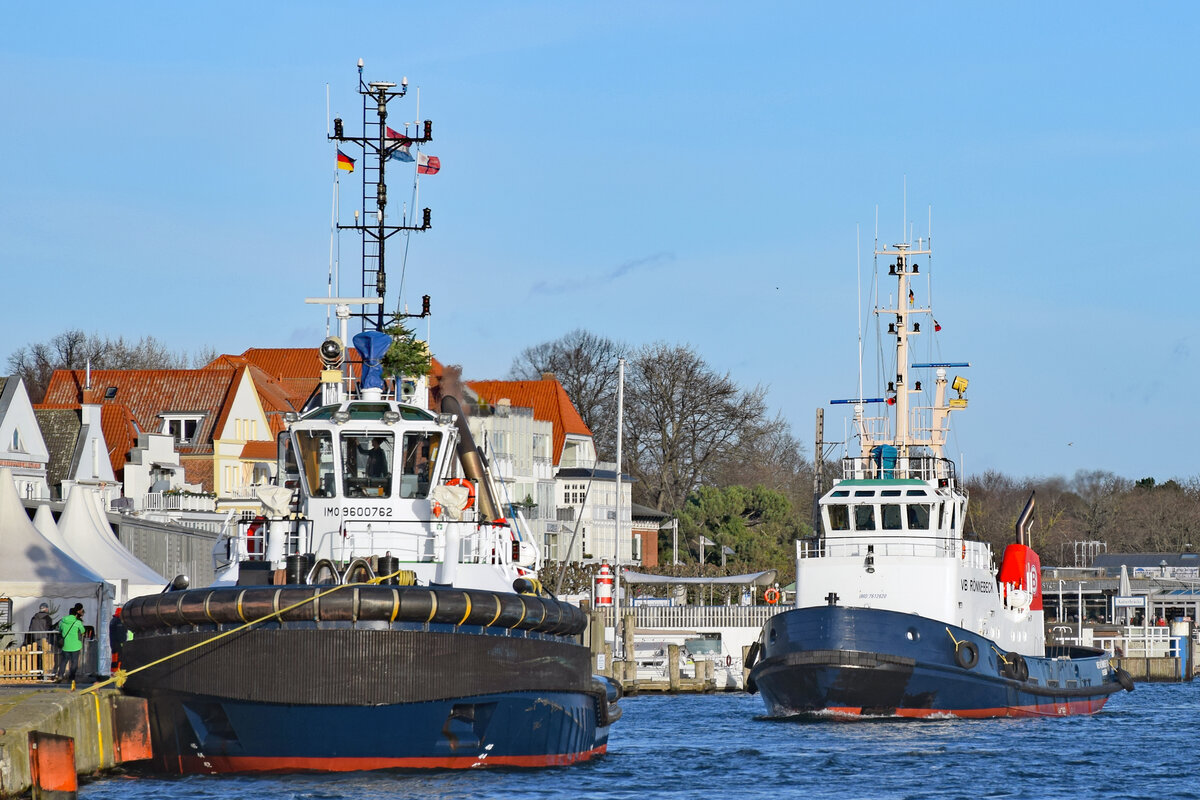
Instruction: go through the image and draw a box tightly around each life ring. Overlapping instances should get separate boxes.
[954,640,979,670]
[445,478,476,510]
[764,587,781,605]
[726,654,732,667]
[961,541,966,560]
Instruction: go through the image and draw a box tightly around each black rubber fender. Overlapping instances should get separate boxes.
[955,640,979,669]
[1009,653,1028,682]
[1117,667,1135,692]
[744,641,761,670]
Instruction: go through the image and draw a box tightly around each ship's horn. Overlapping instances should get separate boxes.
[1015,491,1036,546]
[440,395,503,521]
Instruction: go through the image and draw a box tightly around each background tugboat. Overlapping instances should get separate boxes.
[117,61,620,773]
[747,225,1134,718]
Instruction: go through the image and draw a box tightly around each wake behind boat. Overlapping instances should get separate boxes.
[746,228,1133,718]
[117,61,619,772]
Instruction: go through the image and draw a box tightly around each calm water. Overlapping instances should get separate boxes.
[81,684,1197,800]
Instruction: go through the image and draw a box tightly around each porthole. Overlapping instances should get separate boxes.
[906,628,920,642]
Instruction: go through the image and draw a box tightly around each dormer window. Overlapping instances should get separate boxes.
[161,414,203,445]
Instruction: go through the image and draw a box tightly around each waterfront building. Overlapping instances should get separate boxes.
[0,377,51,500]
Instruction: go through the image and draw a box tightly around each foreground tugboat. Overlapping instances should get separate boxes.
[118,63,619,772]
[747,232,1133,718]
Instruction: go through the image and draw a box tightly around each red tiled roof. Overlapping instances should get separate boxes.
[240,440,276,460]
[466,378,592,464]
[211,348,446,410]
[43,369,239,455]
[100,404,139,478]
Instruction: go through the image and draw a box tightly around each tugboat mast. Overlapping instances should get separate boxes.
[329,58,433,331]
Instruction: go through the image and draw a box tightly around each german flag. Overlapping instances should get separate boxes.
[336,149,355,172]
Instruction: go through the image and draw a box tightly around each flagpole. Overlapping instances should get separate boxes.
[612,358,625,659]
[328,161,340,337]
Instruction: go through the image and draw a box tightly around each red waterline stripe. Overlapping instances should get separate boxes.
[177,744,608,773]
[823,697,1110,718]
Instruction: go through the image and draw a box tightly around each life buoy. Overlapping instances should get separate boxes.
[954,640,979,670]
[726,654,732,667]
[445,478,476,510]
[764,587,781,605]
[961,541,966,560]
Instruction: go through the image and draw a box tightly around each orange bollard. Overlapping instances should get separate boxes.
[28,731,77,799]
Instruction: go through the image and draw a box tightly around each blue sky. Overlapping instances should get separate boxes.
[2,3,1197,483]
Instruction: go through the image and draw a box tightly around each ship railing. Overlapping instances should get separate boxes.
[237,517,311,562]
[840,455,958,486]
[321,519,514,566]
[799,533,991,568]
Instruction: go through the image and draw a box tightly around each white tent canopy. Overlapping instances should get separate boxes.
[58,484,166,603]
[0,468,113,662]
[33,503,91,569]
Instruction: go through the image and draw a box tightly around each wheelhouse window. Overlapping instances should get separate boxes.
[907,503,932,530]
[341,433,395,498]
[295,430,334,497]
[278,432,299,489]
[399,432,442,498]
[881,504,903,531]
[827,505,850,531]
[853,505,875,531]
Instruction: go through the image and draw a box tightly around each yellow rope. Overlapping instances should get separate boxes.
[944,627,963,647]
[92,691,105,766]
[81,568,413,695]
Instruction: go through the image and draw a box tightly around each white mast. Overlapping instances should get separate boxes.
[612,358,625,656]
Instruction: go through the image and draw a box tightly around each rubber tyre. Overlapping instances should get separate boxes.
[955,640,979,670]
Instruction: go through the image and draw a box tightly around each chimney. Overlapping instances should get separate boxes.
[81,363,100,406]
[541,372,556,381]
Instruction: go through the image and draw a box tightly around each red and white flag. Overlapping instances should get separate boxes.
[417,152,441,175]
[386,126,414,162]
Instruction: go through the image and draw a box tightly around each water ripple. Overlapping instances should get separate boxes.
[79,684,1198,800]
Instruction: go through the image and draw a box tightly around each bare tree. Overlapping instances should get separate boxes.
[625,342,771,512]
[509,329,628,460]
[7,329,189,402]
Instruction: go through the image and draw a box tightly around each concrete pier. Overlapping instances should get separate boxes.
[0,685,150,796]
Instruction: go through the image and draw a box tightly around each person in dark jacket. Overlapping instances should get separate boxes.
[109,607,129,672]
[26,603,55,679]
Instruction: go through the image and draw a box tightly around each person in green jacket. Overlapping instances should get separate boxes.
[54,603,85,683]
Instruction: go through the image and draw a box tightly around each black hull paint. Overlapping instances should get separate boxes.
[120,585,616,772]
[749,606,1127,718]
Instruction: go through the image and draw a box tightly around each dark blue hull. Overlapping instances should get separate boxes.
[119,585,619,773]
[749,606,1129,718]
[139,689,612,772]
